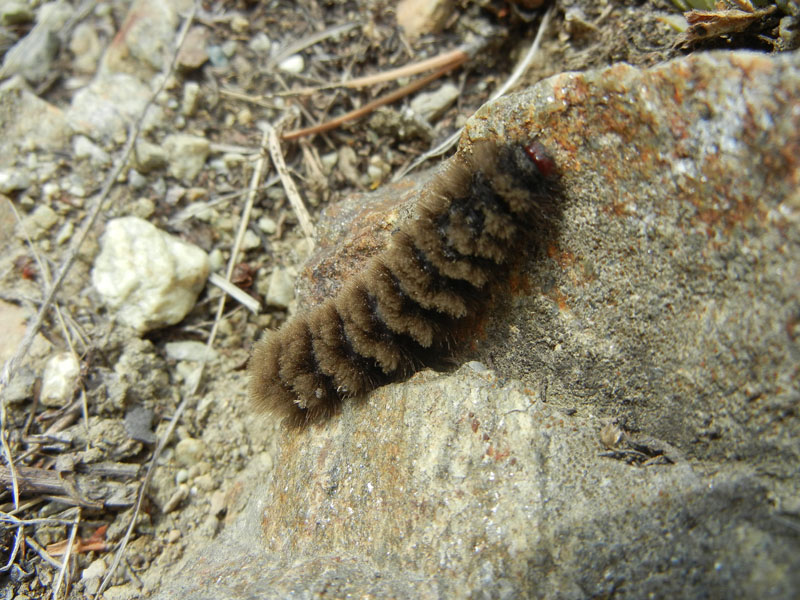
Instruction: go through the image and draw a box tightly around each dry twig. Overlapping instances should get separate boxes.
[266,123,317,238]
[394,4,554,180]
[281,59,467,141]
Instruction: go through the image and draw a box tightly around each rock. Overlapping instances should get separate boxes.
[181,81,201,116]
[248,32,270,54]
[194,473,215,491]
[163,485,189,513]
[155,50,800,599]
[0,77,76,161]
[91,216,210,333]
[176,27,209,71]
[241,229,261,250]
[164,341,217,362]
[0,2,34,26]
[175,437,205,467]
[69,22,102,74]
[0,298,51,368]
[409,82,459,122]
[231,15,249,34]
[396,0,454,38]
[67,73,164,144]
[167,529,182,543]
[73,135,111,166]
[265,267,295,309]
[209,490,226,517]
[163,134,210,182]
[102,583,140,600]
[257,216,277,235]
[278,54,304,74]
[40,352,80,407]
[0,0,72,84]
[133,140,168,173]
[16,205,58,240]
[0,168,31,193]
[123,405,156,445]
[101,0,178,77]
[82,558,106,580]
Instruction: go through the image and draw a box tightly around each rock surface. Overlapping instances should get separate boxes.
[158,49,800,598]
[91,216,209,333]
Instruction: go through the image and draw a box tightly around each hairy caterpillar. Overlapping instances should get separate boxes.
[248,139,560,426]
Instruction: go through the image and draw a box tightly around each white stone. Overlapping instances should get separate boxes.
[175,437,205,466]
[410,82,459,122]
[17,204,58,240]
[242,229,261,250]
[278,54,304,74]
[40,352,80,407]
[73,135,111,166]
[164,340,217,362]
[266,267,295,309]
[91,216,209,333]
[181,81,200,116]
[163,134,209,181]
[0,168,31,193]
[248,32,270,54]
[81,558,106,580]
[257,216,277,234]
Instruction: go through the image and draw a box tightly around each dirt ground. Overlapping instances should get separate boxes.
[0,0,794,598]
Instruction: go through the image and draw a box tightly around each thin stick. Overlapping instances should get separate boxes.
[90,3,199,595]
[51,507,80,600]
[26,537,62,570]
[267,125,316,239]
[393,4,554,181]
[281,59,465,141]
[270,21,359,67]
[207,272,261,314]
[292,47,468,95]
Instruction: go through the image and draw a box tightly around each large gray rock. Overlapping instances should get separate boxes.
[156,49,800,599]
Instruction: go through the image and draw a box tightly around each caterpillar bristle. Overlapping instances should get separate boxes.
[248,139,561,426]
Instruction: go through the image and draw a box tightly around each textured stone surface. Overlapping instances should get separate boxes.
[91,216,209,333]
[156,50,800,599]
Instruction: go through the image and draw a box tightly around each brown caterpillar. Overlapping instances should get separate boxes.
[248,139,560,426]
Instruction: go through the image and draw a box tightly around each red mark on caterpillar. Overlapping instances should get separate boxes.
[525,142,557,178]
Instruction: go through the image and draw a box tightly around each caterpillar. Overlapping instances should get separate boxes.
[248,139,561,426]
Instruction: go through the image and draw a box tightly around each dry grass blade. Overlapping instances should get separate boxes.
[267,123,316,239]
[270,21,360,67]
[281,59,466,141]
[90,2,199,596]
[51,508,80,600]
[297,47,469,94]
[393,4,554,181]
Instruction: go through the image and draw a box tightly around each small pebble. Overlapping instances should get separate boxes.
[248,32,270,54]
[257,216,277,234]
[167,529,182,543]
[209,490,227,516]
[181,81,201,116]
[163,484,189,513]
[278,54,304,73]
[175,469,189,484]
[81,558,106,580]
[175,437,205,466]
[266,267,296,309]
[231,15,249,33]
[164,340,217,362]
[194,473,216,491]
[242,229,261,250]
[40,352,80,407]
[0,168,31,193]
